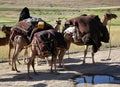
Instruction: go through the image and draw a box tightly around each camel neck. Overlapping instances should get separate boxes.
[55,24,61,32]
[102,18,108,26]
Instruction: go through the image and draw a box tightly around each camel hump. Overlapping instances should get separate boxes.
[19,7,31,21]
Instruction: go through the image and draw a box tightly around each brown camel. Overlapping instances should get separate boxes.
[59,13,117,66]
[10,18,62,72]
[27,29,67,78]
[36,18,62,65]
[0,25,11,46]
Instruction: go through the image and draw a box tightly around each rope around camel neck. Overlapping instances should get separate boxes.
[107,20,112,60]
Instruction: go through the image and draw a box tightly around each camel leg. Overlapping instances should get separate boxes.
[28,55,38,79]
[91,45,96,64]
[8,43,12,65]
[9,40,22,65]
[27,57,33,79]
[12,36,25,72]
[51,56,54,73]
[31,57,38,75]
[12,44,21,72]
[58,49,66,69]
[23,48,28,64]
[51,54,57,73]
[91,51,95,64]
[83,45,88,64]
[45,57,50,66]
[53,55,57,73]
[11,55,15,71]
[27,44,37,79]
[27,56,34,79]
[16,58,21,65]
[11,44,17,71]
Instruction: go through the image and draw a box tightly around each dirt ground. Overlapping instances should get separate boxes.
[0,47,120,87]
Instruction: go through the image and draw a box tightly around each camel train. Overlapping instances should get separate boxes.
[1,18,62,65]
[0,7,117,78]
[5,7,66,79]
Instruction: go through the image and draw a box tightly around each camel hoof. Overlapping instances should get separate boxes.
[12,68,15,71]
[18,63,21,65]
[54,72,59,75]
[34,72,39,75]
[28,76,33,80]
[58,65,63,68]
[9,63,11,65]
[64,67,67,71]
[82,62,85,65]
[82,60,85,65]
[93,62,95,64]
[51,70,54,73]
[17,70,20,72]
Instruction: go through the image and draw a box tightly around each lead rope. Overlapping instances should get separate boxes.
[101,20,112,61]
[107,20,112,60]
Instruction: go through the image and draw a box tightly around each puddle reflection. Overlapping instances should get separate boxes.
[74,75,120,87]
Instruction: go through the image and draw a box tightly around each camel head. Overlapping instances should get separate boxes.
[102,13,117,26]
[104,13,117,21]
[56,18,61,25]
[54,18,62,31]
[1,25,11,35]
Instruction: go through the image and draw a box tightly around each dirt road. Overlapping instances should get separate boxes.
[0,47,120,87]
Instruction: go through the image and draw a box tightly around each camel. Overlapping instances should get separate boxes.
[53,18,67,68]
[1,25,29,65]
[0,25,11,46]
[27,29,67,78]
[54,18,61,32]
[1,7,31,65]
[59,13,117,66]
[10,18,62,72]
[36,18,62,65]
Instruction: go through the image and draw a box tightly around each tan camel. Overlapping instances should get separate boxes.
[53,18,67,68]
[1,25,28,65]
[54,18,61,32]
[59,13,117,66]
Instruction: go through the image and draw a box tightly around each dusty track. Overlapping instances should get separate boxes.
[0,47,120,87]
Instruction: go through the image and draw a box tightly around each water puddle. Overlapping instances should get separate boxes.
[73,74,120,87]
